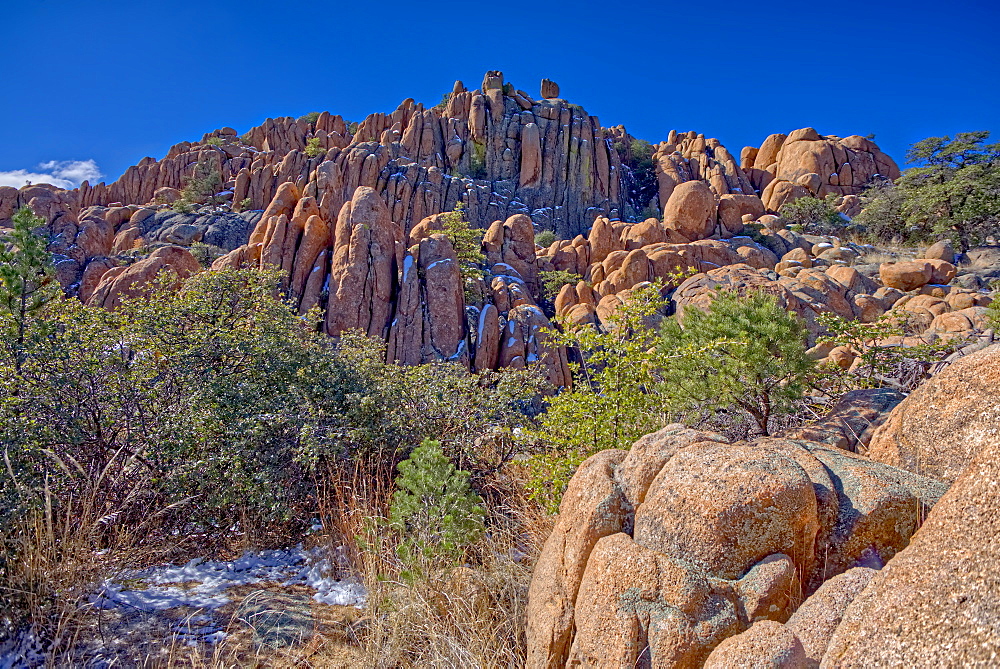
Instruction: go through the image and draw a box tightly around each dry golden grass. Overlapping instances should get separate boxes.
[2,457,552,668]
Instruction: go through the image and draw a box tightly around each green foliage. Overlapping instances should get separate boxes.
[853,177,910,243]
[858,132,1000,251]
[0,261,541,537]
[527,289,814,510]
[432,92,451,112]
[629,138,654,172]
[239,131,254,145]
[177,155,223,210]
[298,111,320,126]
[987,296,1000,329]
[817,312,966,392]
[538,270,582,301]
[0,207,59,373]
[617,137,659,221]
[527,284,675,510]
[305,137,324,158]
[204,136,224,146]
[237,197,253,212]
[440,204,486,301]
[466,142,487,180]
[389,439,485,571]
[659,291,814,436]
[779,194,846,235]
[899,131,1000,251]
[171,199,195,214]
[189,241,226,267]
[534,230,557,249]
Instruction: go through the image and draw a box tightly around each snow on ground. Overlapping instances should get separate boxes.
[0,544,366,666]
[92,544,366,615]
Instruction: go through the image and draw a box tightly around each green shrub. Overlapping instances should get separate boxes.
[305,136,324,158]
[189,241,226,267]
[527,284,673,510]
[204,136,224,146]
[538,270,581,301]
[853,178,912,244]
[389,439,484,572]
[817,311,969,394]
[659,291,814,435]
[534,230,556,248]
[987,296,1000,329]
[431,92,451,112]
[779,195,846,235]
[440,204,486,301]
[179,155,223,207]
[298,111,320,126]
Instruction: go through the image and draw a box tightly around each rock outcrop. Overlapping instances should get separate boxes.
[865,343,1000,482]
[525,417,946,668]
[822,412,1000,666]
[742,129,901,212]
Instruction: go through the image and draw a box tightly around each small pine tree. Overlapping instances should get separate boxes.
[0,207,58,372]
[439,204,485,301]
[179,155,223,207]
[659,291,814,435]
[305,136,324,158]
[389,439,485,568]
[779,194,846,235]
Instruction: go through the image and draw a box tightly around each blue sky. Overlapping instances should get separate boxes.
[2,0,998,188]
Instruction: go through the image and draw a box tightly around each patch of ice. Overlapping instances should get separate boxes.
[0,626,46,669]
[91,545,366,619]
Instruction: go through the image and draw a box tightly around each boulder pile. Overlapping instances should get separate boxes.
[526,344,1000,667]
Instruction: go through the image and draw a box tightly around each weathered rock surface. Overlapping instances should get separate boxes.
[821,421,1000,666]
[786,567,877,665]
[703,620,807,669]
[525,411,947,667]
[866,343,1000,482]
[88,246,201,309]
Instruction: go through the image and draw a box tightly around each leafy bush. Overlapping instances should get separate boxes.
[175,155,223,210]
[817,311,968,393]
[298,111,320,126]
[389,439,484,571]
[188,241,226,267]
[779,194,846,235]
[204,136,224,146]
[897,131,1000,251]
[305,136,324,158]
[855,132,1000,250]
[534,230,556,248]
[853,177,912,244]
[439,204,486,301]
[527,288,813,510]
[527,284,674,510]
[659,291,814,435]
[987,296,1000,329]
[539,270,582,301]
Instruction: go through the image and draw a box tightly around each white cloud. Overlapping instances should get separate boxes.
[0,160,103,190]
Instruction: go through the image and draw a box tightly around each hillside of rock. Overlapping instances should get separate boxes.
[0,72,994,382]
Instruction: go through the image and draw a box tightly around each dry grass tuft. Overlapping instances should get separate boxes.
[2,457,552,668]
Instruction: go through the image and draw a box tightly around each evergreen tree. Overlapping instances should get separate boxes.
[0,207,58,373]
[389,439,485,567]
[659,291,814,435]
